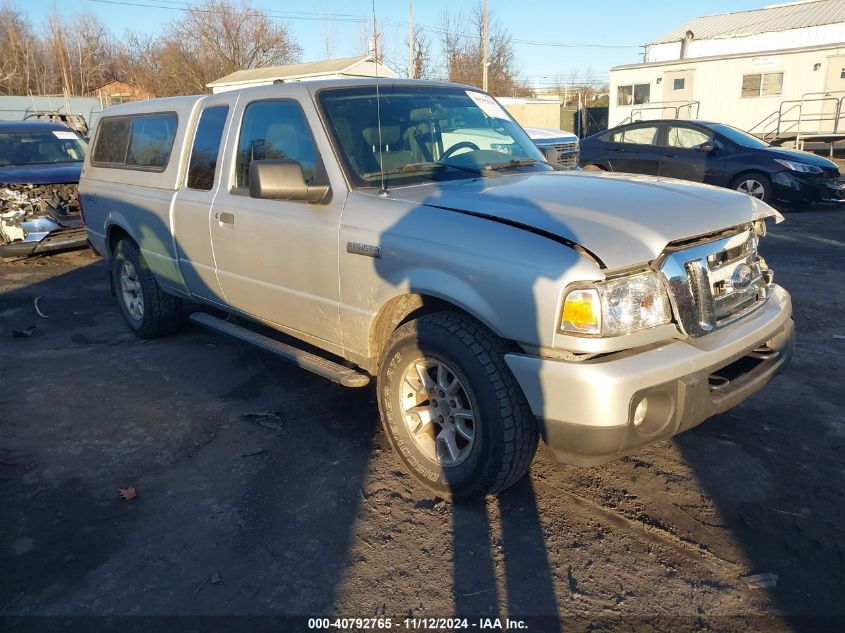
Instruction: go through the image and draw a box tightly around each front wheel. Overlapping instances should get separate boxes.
[732,171,773,203]
[377,311,538,499]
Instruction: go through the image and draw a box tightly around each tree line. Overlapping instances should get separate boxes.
[0,0,601,100]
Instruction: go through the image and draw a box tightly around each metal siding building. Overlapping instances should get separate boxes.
[609,0,845,135]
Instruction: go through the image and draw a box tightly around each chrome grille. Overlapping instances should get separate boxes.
[550,142,579,168]
[660,229,769,337]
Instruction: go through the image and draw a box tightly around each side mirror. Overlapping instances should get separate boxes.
[538,145,561,169]
[249,159,330,204]
[698,141,715,153]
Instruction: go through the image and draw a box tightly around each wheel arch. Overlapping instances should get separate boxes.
[368,292,510,373]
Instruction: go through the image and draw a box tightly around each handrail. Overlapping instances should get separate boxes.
[617,99,700,125]
[748,90,845,144]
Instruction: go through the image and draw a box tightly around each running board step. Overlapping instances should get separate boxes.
[189,312,370,388]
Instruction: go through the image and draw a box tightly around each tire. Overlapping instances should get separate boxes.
[377,311,539,499]
[112,238,181,339]
[732,171,773,203]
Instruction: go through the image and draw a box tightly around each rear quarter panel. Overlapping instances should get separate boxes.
[80,97,203,294]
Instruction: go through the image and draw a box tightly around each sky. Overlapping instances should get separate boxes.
[22,0,770,86]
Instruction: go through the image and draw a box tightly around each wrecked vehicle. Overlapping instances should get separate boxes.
[0,121,88,258]
[80,80,794,499]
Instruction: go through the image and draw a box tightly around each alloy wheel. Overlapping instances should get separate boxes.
[119,260,144,321]
[400,357,476,467]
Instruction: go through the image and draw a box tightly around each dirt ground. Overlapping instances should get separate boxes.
[1,208,844,633]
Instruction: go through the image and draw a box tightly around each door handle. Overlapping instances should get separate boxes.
[609,147,626,152]
[215,212,235,225]
[663,153,680,159]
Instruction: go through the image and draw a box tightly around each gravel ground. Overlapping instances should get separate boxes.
[1,208,844,632]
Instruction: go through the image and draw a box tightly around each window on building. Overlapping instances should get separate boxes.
[92,113,178,170]
[235,100,318,189]
[673,78,685,91]
[616,83,651,106]
[741,72,783,98]
[840,67,845,79]
[611,124,660,145]
[187,106,229,190]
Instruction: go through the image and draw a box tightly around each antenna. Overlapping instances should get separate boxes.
[372,0,387,196]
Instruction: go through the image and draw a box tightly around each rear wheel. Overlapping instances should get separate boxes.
[112,239,181,338]
[732,171,772,203]
[377,311,538,499]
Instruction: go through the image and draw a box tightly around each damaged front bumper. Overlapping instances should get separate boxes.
[0,183,88,257]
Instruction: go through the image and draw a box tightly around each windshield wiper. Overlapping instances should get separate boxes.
[482,158,539,171]
[362,162,486,179]
[362,162,446,178]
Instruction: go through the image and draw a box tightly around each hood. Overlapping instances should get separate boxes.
[524,126,578,142]
[385,171,782,270]
[761,147,839,170]
[0,162,82,185]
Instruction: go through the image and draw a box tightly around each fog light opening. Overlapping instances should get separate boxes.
[633,398,649,427]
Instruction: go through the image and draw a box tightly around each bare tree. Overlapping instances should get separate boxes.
[410,29,431,79]
[439,2,521,96]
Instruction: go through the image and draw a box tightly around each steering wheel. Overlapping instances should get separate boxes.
[442,141,480,160]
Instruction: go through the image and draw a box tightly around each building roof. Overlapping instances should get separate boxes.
[207,55,394,88]
[651,0,845,44]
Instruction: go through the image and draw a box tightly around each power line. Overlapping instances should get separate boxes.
[85,0,641,49]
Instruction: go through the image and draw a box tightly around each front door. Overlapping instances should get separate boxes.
[823,56,845,133]
[209,97,344,348]
[662,70,695,119]
[659,122,716,183]
[606,122,664,175]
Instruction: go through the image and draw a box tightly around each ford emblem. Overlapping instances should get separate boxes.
[732,263,754,290]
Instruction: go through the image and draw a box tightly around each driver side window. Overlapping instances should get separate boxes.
[666,125,711,149]
[235,100,318,189]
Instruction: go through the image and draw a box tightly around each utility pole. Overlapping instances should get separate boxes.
[408,1,414,79]
[482,0,489,92]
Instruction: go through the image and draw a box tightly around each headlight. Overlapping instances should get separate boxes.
[559,271,672,336]
[774,158,823,174]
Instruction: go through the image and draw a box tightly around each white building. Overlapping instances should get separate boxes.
[609,0,845,139]
[207,56,397,94]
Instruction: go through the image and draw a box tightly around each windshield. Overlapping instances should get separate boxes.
[0,130,88,167]
[705,123,770,149]
[317,85,550,186]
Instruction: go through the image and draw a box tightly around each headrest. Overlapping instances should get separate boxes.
[409,107,446,122]
[361,125,401,146]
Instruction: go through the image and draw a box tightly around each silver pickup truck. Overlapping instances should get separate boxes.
[79,79,794,499]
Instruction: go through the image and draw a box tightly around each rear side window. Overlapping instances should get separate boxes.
[92,112,178,171]
[612,125,660,145]
[235,100,318,189]
[92,118,131,164]
[188,106,229,190]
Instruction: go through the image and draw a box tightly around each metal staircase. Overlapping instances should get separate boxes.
[748,91,845,148]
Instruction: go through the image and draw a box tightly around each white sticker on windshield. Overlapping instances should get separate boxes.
[52,130,78,140]
[466,91,509,120]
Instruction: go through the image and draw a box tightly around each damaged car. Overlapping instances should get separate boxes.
[0,120,89,258]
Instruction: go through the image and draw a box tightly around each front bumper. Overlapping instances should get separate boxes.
[771,170,845,204]
[505,285,794,465]
[0,216,88,257]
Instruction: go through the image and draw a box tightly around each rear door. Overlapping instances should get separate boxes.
[605,122,665,175]
[172,96,236,302]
